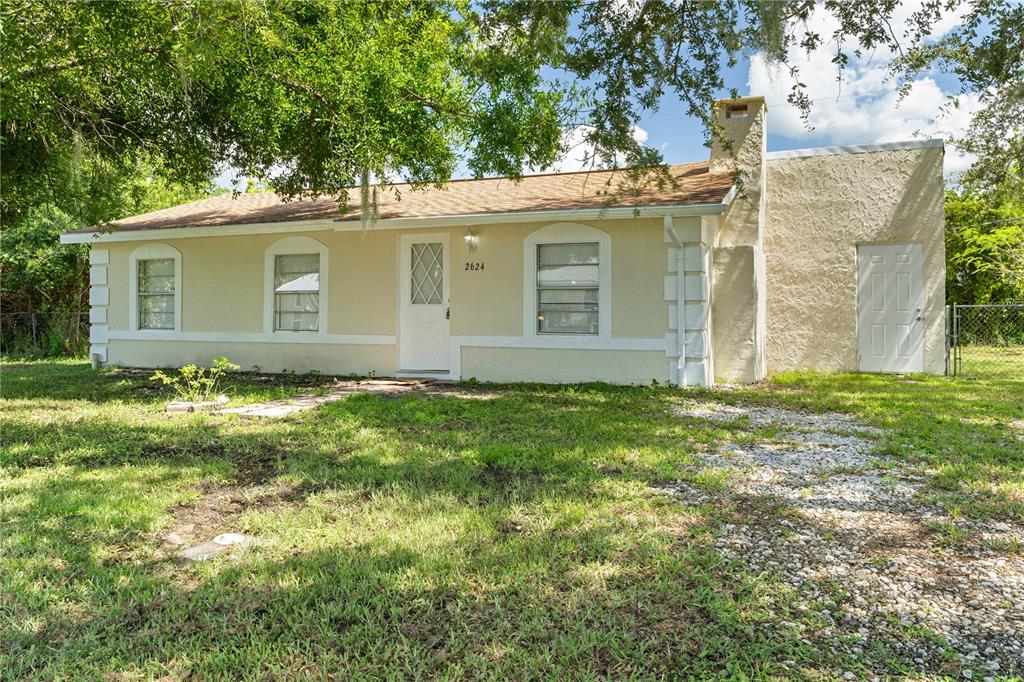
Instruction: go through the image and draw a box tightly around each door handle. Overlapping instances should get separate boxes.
[446,307,450,320]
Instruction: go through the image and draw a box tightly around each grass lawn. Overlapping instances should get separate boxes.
[1,359,1021,679]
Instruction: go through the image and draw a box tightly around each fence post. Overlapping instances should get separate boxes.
[945,304,951,376]
[953,303,960,376]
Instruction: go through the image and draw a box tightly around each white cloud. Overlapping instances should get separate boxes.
[545,125,650,173]
[747,3,980,176]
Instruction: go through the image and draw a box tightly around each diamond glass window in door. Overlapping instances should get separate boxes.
[274,254,320,331]
[138,258,176,329]
[410,243,443,304]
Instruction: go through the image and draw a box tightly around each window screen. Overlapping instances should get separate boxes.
[274,254,320,331]
[536,242,599,334]
[138,258,175,330]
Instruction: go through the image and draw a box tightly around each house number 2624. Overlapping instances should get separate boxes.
[464,262,485,271]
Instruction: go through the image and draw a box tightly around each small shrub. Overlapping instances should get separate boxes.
[150,356,240,403]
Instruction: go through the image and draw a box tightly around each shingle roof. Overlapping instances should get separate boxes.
[71,161,733,234]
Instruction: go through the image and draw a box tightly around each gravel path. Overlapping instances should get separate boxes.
[665,401,1023,678]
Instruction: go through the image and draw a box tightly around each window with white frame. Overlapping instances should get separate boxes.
[536,242,599,334]
[263,236,328,335]
[273,253,320,332]
[130,243,181,333]
[137,258,177,329]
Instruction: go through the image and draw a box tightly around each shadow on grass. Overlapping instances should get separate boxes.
[0,359,339,404]
[2,473,806,679]
[6,362,1020,677]
[2,367,813,677]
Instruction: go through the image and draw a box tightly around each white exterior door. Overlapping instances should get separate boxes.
[857,243,924,373]
[399,234,450,371]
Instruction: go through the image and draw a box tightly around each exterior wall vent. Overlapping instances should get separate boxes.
[725,104,749,119]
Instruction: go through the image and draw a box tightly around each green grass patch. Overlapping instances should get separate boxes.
[1,359,1020,678]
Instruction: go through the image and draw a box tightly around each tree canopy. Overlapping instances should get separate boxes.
[3,0,1021,219]
[1,0,1021,346]
[945,179,1024,305]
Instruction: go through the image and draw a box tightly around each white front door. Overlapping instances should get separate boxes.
[857,243,924,373]
[399,234,450,371]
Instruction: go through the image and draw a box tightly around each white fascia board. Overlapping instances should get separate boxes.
[59,219,338,244]
[765,138,944,161]
[60,202,727,243]
[334,202,727,231]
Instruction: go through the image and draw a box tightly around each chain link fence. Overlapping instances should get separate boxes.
[948,303,1024,379]
[0,312,90,358]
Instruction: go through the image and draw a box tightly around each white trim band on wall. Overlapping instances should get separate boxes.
[765,138,943,161]
[103,331,666,351]
[106,331,395,345]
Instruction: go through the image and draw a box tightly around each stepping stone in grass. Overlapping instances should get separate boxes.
[177,533,255,561]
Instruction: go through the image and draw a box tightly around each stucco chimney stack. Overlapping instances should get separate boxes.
[708,96,768,384]
[709,96,767,174]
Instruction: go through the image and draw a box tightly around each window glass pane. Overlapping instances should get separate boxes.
[410,242,443,304]
[139,258,174,278]
[537,264,599,288]
[138,258,176,329]
[538,243,598,266]
[139,258,175,293]
[274,292,319,331]
[275,311,319,332]
[275,292,319,313]
[139,311,175,330]
[139,293,174,313]
[275,254,320,292]
[536,242,599,335]
[538,288,598,306]
[538,311,599,334]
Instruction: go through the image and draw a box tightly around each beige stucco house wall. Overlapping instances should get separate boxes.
[763,144,946,375]
[94,219,678,382]
[66,97,947,385]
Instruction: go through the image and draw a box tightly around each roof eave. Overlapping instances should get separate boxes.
[59,201,730,244]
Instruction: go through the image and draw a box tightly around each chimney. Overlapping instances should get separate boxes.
[709,96,767,174]
[708,96,768,384]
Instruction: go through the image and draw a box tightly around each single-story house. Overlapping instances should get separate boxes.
[61,97,946,386]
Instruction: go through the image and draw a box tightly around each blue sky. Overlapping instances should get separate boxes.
[217,3,977,188]
[581,2,977,178]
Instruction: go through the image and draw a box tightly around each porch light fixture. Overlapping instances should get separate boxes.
[464,227,478,252]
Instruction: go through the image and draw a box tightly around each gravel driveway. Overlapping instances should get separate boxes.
[666,401,1023,679]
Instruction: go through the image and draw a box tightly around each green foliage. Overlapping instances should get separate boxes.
[150,356,241,403]
[2,0,1020,334]
[0,152,209,356]
[2,361,1021,678]
[945,183,1024,305]
[897,1,1023,189]
[1,0,566,218]
[5,0,1019,210]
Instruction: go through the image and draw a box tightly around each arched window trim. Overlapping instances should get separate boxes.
[522,222,612,338]
[129,243,182,333]
[263,236,330,335]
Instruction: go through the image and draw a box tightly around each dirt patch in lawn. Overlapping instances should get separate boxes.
[663,401,1024,678]
[154,480,317,559]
